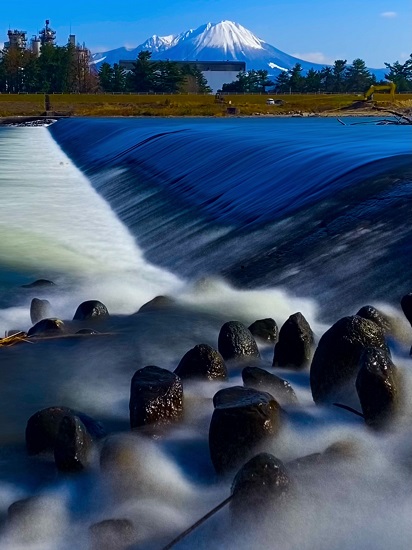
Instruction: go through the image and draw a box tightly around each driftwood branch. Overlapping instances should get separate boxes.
[333,403,364,418]
[160,495,233,550]
[372,106,412,124]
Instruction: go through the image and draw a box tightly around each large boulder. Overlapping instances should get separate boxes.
[356,347,400,429]
[73,300,109,321]
[129,366,183,429]
[248,318,278,343]
[230,452,291,519]
[218,321,260,361]
[242,366,298,405]
[401,293,412,326]
[22,279,55,289]
[273,312,313,369]
[25,406,105,455]
[27,318,65,337]
[209,386,281,474]
[310,315,388,404]
[174,344,228,381]
[30,298,52,324]
[54,415,93,472]
[356,305,392,335]
[137,295,175,313]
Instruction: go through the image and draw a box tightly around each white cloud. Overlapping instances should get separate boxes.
[123,42,138,51]
[89,45,110,54]
[380,11,397,18]
[292,52,336,65]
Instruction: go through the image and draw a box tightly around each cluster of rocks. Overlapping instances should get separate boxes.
[22,279,110,338]
[3,118,56,127]
[5,282,412,545]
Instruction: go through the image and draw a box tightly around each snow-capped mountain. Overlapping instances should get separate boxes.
[91,20,386,77]
[91,21,323,73]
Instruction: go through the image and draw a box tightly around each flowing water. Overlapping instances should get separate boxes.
[0,118,411,549]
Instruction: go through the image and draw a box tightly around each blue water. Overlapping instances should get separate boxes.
[50,117,412,224]
[0,118,411,549]
[49,117,412,318]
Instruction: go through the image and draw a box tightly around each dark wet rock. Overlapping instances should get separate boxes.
[89,518,136,550]
[242,366,298,405]
[356,347,400,429]
[310,315,388,404]
[356,305,392,334]
[76,328,99,335]
[129,366,183,429]
[21,279,55,288]
[137,295,175,313]
[209,386,281,474]
[30,298,52,324]
[27,318,65,337]
[73,300,109,321]
[230,453,290,518]
[218,321,260,361]
[25,406,106,455]
[54,415,93,472]
[248,318,278,343]
[401,293,412,326]
[273,312,314,369]
[174,344,228,381]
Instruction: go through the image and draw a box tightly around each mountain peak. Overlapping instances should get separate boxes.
[91,20,339,75]
[193,20,264,53]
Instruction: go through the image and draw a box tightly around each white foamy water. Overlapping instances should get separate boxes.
[0,126,411,550]
[0,127,183,331]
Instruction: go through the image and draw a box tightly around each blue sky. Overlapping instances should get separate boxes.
[1,0,411,68]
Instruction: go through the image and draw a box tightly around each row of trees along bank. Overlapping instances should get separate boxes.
[1,41,411,94]
[221,56,412,94]
[97,52,211,93]
[0,43,95,93]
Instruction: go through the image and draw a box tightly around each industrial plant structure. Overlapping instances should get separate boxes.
[2,20,85,58]
[4,30,28,51]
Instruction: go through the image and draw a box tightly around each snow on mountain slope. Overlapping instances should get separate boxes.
[91,20,385,76]
[91,20,319,72]
[191,21,264,53]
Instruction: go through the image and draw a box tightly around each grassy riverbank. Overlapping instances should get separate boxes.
[1,92,411,117]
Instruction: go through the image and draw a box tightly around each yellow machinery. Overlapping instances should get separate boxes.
[364,82,396,101]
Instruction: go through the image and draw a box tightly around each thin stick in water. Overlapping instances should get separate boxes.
[160,494,233,550]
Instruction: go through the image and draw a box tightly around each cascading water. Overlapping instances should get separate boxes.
[0,118,411,549]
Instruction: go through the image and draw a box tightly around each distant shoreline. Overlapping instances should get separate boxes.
[0,110,407,125]
[1,92,410,120]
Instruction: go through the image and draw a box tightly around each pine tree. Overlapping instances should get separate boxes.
[345,58,374,92]
[129,51,158,92]
[112,63,126,92]
[288,64,304,92]
[332,60,347,92]
[384,55,412,92]
[304,68,322,93]
[98,62,114,92]
[157,61,185,93]
[274,71,290,93]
